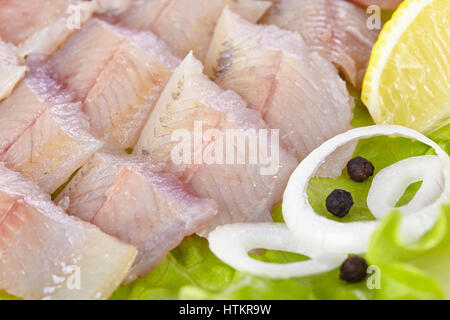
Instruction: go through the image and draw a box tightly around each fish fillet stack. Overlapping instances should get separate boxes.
[205,8,354,160]
[56,148,218,283]
[0,0,371,299]
[0,164,137,300]
[0,0,97,57]
[47,18,180,149]
[134,53,298,233]
[111,0,272,60]
[263,0,381,89]
[0,65,103,194]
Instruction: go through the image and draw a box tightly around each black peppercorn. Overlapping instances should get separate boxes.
[340,256,368,283]
[347,156,374,182]
[326,189,354,218]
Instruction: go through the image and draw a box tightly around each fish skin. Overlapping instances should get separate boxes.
[48,18,180,149]
[56,148,218,283]
[205,8,354,161]
[0,164,137,300]
[0,0,97,57]
[112,0,272,60]
[263,0,381,89]
[135,53,298,234]
[0,65,104,194]
[0,40,27,102]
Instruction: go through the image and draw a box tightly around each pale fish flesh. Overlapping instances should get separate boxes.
[56,147,218,282]
[48,18,180,149]
[0,65,103,194]
[134,53,298,234]
[262,0,381,89]
[0,0,97,57]
[205,8,354,161]
[0,164,137,300]
[0,39,27,101]
[112,0,272,60]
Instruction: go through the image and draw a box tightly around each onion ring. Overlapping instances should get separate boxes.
[367,155,444,219]
[208,223,347,279]
[283,125,450,254]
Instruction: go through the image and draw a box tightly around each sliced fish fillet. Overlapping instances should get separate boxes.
[0,0,96,57]
[0,164,137,300]
[112,0,272,60]
[48,18,180,149]
[135,53,297,233]
[263,0,381,89]
[205,8,354,160]
[0,39,27,101]
[56,148,218,282]
[0,66,103,194]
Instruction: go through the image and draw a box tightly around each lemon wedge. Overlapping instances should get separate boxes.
[362,0,449,133]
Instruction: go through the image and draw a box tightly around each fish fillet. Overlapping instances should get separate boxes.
[0,0,97,57]
[56,148,218,282]
[205,8,354,160]
[0,164,137,300]
[263,0,381,89]
[135,53,298,233]
[112,0,272,60]
[0,65,103,194]
[0,39,27,101]
[48,18,180,149]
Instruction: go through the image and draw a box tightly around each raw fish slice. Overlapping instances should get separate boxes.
[0,0,96,57]
[113,0,272,60]
[56,148,218,282]
[263,0,380,89]
[0,40,26,101]
[0,66,103,194]
[0,66,73,156]
[135,53,297,233]
[48,19,180,149]
[0,164,137,300]
[205,8,354,160]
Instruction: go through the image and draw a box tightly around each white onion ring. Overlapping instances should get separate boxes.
[367,155,444,219]
[208,223,347,279]
[283,125,450,254]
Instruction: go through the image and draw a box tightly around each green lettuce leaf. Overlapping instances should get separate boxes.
[410,205,450,297]
[371,263,444,300]
[365,205,450,299]
[0,291,20,300]
[111,236,235,300]
[367,209,448,265]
